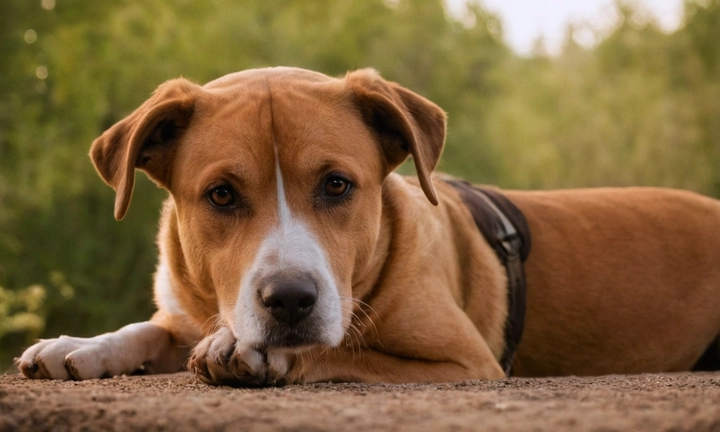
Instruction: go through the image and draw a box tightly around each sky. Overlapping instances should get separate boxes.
[448,0,685,55]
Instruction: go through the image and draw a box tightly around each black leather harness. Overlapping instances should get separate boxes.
[445,180,531,376]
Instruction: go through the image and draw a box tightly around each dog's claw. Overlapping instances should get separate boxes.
[17,358,40,379]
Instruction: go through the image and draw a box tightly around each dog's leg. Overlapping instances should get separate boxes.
[16,318,190,380]
[295,304,506,384]
[296,340,505,384]
[297,346,504,384]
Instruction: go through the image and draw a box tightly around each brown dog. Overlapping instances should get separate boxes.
[17,67,720,385]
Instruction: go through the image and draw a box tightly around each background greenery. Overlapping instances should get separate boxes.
[1,0,719,371]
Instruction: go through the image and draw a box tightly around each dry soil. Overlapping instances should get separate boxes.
[1,371,720,431]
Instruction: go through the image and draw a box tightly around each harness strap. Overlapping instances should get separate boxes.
[445,180,531,377]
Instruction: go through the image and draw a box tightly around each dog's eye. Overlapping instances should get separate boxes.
[208,185,235,208]
[323,175,352,199]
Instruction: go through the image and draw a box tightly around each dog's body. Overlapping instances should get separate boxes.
[17,67,720,384]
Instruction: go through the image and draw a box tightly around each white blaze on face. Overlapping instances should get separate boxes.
[232,157,344,348]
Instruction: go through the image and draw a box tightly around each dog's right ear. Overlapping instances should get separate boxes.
[90,78,202,220]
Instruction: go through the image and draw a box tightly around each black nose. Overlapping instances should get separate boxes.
[260,276,318,326]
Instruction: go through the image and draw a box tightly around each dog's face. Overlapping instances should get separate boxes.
[89,67,445,353]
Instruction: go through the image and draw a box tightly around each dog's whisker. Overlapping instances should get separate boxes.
[347,324,365,359]
[338,306,369,361]
[341,296,383,324]
[341,296,377,359]
[339,298,381,343]
[200,313,223,336]
[339,296,382,328]
[341,308,367,342]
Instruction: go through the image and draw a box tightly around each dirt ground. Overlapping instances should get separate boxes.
[1,371,720,432]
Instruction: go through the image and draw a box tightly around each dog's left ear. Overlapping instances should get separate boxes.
[90,78,202,220]
[345,69,446,205]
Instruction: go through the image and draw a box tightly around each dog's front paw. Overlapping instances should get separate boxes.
[17,336,115,380]
[188,327,289,387]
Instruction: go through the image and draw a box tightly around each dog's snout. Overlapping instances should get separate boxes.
[260,276,318,326]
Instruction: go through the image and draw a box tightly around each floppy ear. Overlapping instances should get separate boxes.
[89,78,202,220]
[345,69,446,205]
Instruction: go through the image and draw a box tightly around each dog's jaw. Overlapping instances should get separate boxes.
[231,159,345,352]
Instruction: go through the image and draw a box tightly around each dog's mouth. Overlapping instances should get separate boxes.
[261,318,328,350]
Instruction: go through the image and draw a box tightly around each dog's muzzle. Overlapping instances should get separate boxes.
[252,272,331,349]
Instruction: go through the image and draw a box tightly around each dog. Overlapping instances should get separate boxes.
[17,67,720,385]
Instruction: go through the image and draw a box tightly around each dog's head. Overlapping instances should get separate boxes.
[90,67,445,352]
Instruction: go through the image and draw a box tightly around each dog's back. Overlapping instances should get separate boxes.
[504,187,720,376]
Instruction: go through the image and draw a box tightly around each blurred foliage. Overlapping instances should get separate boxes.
[0,284,46,339]
[1,0,719,370]
[487,1,720,191]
